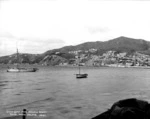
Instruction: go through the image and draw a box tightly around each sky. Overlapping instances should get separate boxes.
[0,0,150,56]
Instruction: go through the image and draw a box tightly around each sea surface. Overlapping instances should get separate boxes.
[1,66,150,119]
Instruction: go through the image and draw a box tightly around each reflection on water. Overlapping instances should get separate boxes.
[1,66,150,119]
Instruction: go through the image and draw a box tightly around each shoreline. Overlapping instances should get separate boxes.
[1,63,150,69]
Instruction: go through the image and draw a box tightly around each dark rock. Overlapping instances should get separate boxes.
[92,98,150,119]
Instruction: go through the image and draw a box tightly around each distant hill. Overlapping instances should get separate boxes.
[45,36,150,55]
[1,36,150,65]
[100,36,150,54]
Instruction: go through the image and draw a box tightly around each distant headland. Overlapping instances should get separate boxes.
[1,36,150,67]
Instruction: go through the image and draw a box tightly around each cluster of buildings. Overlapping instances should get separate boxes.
[100,51,150,67]
[64,50,150,67]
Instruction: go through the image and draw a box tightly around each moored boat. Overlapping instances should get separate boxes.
[76,56,88,78]
[76,73,88,78]
[7,47,38,73]
[7,67,38,72]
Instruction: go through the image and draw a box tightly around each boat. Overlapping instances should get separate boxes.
[76,56,88,78]
[7,67,38,72]
[7,48,38,73]
[76,73,88,78]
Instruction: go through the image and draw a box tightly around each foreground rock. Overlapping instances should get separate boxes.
[92,98,150,119]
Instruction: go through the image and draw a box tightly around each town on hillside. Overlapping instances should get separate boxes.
[44,49,150,68]
[58,49,150,67]
[1,37,150,67]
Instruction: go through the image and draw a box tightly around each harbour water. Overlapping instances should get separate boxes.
[1,66,150,119]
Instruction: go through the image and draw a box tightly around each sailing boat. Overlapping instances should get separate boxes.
[7,48,38,72]
[76,56,88,78]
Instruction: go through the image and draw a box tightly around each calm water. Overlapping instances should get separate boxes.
[1,66,150,119]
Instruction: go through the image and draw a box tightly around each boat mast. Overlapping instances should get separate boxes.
[16,47,19,69]
[78,55,80,74]
[79,64,80,74]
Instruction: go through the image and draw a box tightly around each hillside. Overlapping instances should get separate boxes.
[1,36,150,66]
[44,36,150,55]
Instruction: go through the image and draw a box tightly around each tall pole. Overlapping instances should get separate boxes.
[79,56,80,74]
[16,48,19,69]
[16,42,19,69]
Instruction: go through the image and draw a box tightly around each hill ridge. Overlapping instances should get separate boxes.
[1,36,150,66]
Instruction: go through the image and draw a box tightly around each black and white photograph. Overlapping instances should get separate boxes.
[1,0,150,119]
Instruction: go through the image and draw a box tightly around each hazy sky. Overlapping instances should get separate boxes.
[0,0,150,56]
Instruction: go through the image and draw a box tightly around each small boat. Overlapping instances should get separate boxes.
[7,67,38,72]
[76,73,88,78]
[76,56,88,78]
[7,47,38,73]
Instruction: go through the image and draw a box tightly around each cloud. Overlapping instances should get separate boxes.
[87,27,110,34]
[19,37,65,43]
[14,37,66,54]
[1,0,150,56]
[88,0,150,1]
[0,31,15,39]
[0,33,66,56]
